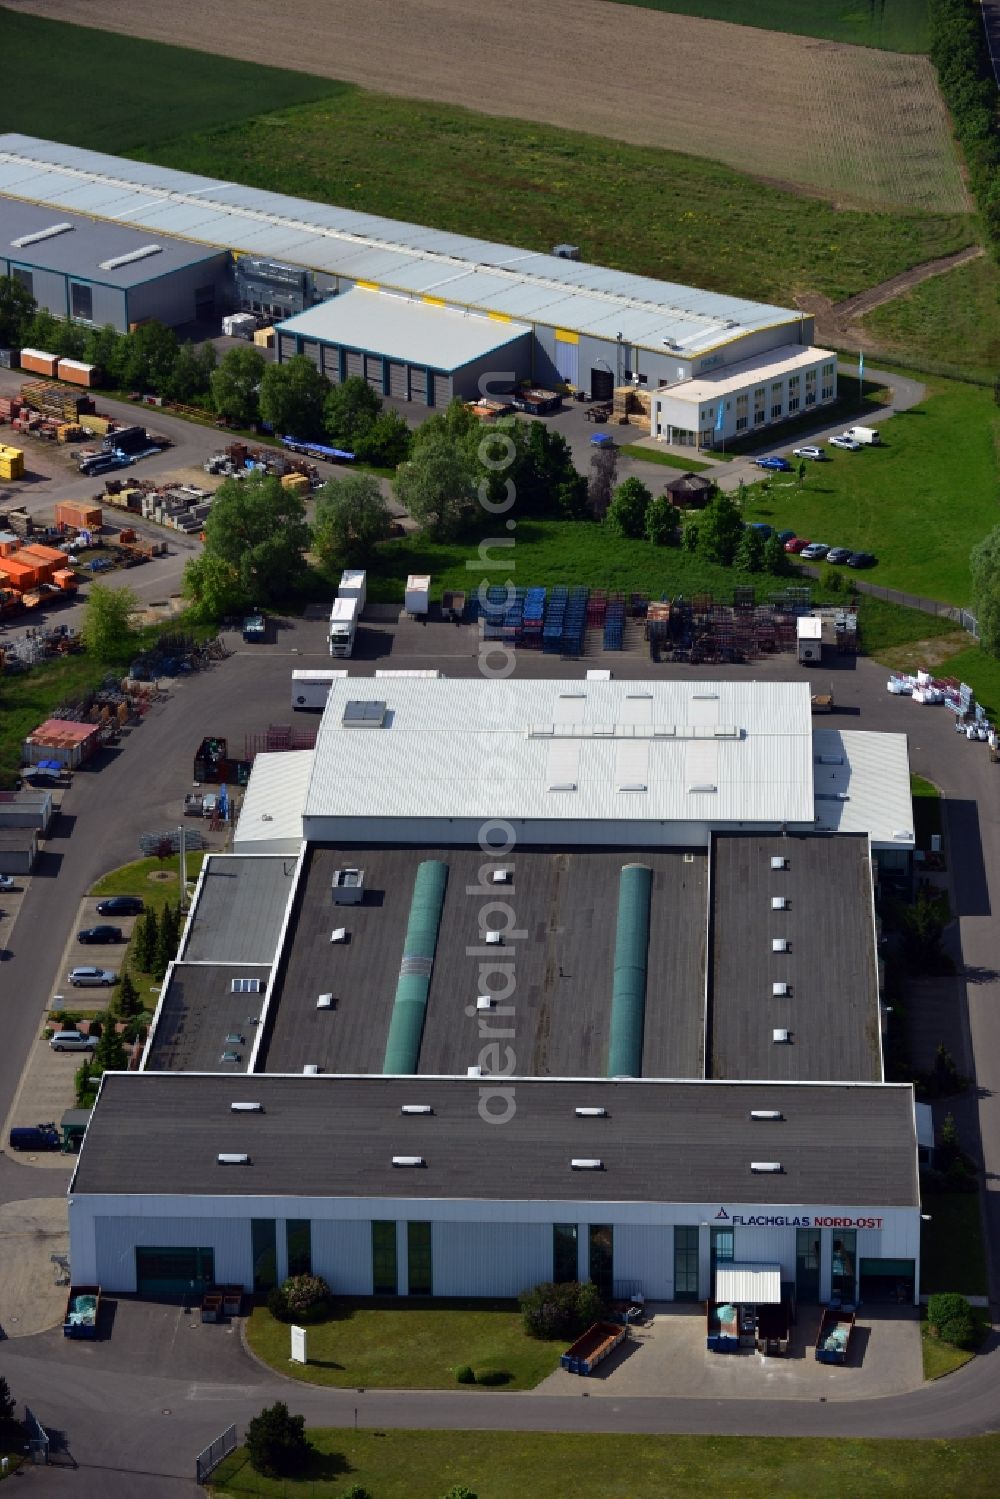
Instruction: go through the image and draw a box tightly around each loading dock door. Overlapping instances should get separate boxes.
[364,354,384,392]
[136,1246,215,1298]
[409,367,428,404]
[388,362,407,400]
[345,350,364,379]
[321,344,341,384]
[432,372,452,408]
[591,369,614,402]
[301,339,321,369]
[278,333,297,362]
[859,1258,915,1303]
[554,339,579,387]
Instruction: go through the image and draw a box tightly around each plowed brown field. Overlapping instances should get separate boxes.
[10,0,969,213]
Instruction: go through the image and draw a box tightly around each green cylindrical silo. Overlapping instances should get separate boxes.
[607,863,653,1078]
[382,859,449,1074]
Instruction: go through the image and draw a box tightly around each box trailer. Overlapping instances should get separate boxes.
[405,573,430,616]
[329,595,359,658]
[845,426,880,445]
[338,569,367,614]
[292,668,347,710]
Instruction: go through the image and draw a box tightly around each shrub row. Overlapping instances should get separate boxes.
[930,0,1000,250]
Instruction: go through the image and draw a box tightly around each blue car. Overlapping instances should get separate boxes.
[754,456,792,472]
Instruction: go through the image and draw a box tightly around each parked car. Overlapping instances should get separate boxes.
[95,896,144,917]
[793,446,826,461]
[848,551,876,568]
[49,1031,99,1052]
[69,966,118,988]
[77,925,124,944]
[800,543,830,560]
[777,530,796,544]
[826,547,853,564]
[829,434,862,451]
[0,875,15,891]
[784,537,811,554]
[749,522,773,538]
[754,456,792,472]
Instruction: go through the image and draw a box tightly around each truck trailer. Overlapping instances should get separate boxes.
[329,596,359,658]
[292,668,348,710]
[338,569,367,615]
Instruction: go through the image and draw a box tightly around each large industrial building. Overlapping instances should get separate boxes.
[67,677,923,1308]
[0,135,835,429]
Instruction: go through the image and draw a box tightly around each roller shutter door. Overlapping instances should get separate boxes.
[554,339,579,386]
[278,333,297,362]
[432,372,452,408]
[321,344,341,384]
[345,350,364,379]
[389,362,407,400]
[409,367,428,404]
[365,354,384,392]
[301,339,321,369]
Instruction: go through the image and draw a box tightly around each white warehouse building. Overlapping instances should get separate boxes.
[68,678,922,1308]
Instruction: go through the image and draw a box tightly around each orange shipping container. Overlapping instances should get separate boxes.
[0,559,40,589]
[56,359,97,388]
[55,501,103,531]
[19,349,59,378]
[53,569,78,592]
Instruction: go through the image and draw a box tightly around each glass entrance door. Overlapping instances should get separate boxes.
[796,1228,820,1302]
[674,1226,699,1301]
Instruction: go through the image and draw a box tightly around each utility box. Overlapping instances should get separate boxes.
[797,615,823,663]
[332,867,365,905]
[405,573,430,616]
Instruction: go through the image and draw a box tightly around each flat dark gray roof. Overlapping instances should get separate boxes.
[182,855,296,965]
[258,845,707,1079]
[73,1073,919,1206]
[1,197,224,287]
[708,833,880,1083]
[144,963,269,1075]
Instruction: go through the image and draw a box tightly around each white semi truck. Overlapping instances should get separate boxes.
[329,596,360,658]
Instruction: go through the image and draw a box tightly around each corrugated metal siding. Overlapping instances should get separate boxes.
[94,1214,252,1292]
[732,1225,797,1276]
[346,350,364,379]
[364,353,383,391]
[278,333,297,362]
[409,367,427,403]
[432,373,452,408]
[389,362,407,399]
[431,1221,551,1297]
[310,1219,373,1294]
[614,1223,673,1299]
[321,344,341,383]
[300,339,321,369]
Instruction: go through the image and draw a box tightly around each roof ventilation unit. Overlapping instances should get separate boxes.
[316,993,335,1010]
[332,867,365,905]
[548,782,577,792]
[330,927,348,943]
[341,699,387,727]
[401,1105,433,1115]
[772,1028,791,1044]
[230,1101,263,1113]
[553,243,581,260]
[575,1107,607,1118]
[771,896,789,911]
[217,1153,250,1165]
[303,1063,321,1075]
[751,1161,783,1173]
[772,982,790,997]
[467,1064,482,1078]
[772,938,789,953]
[491,869,511,884]
[392,1155,425,1168]
[770,856,787,871]
[750,1110,783,1121]
[11,221,74,248]
[220,1050,241,1064]
[485,929,503,945]
[688,783,718,794]
[571,1158,604,1170]
[476,995,493,1012]
[99,243,163,271]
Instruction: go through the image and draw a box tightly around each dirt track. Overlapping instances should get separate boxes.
[798,244,985,351]
[11,0,969,213]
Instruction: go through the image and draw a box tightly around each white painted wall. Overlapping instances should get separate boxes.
[432,1221,551,1297]
[614,1223,674,1299]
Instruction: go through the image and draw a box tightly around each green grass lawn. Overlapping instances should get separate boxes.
[921,1308,990,1381]
[600,0,929,51]
[920,1193,989,1297]
[741,381,1000,606]
[619,446,713,472]
[211,1430,1000,1498]
[0,654,112,790]
[0,8,344,150]
[861,256,1000,387]
[140,94,973,313]
[245,1299,563,1391]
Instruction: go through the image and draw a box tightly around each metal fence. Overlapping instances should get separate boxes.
[852,580,978,637]
[196,1423,237,1484]
[23,1407,49,1464]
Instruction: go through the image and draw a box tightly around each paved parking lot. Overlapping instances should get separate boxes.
[535,1303,923,1402]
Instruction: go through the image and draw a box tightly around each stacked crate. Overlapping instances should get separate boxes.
[603,592,625,650]
[522,587,546,649]
[562,585,589,655]
[542,586,567,653]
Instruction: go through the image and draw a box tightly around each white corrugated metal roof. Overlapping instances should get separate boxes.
[303,678,815,828]
[716,1263,782,1304]
[278,289,530,370]
[811,729,913,849]
[0,134,804,357]
[654,344,835,406]
[233,750,312,849]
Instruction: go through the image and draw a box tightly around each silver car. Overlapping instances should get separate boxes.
[50,1031,99,1052]
[69,966,117,988]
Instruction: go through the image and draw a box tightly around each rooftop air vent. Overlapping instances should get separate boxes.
[231,978,264,994]
[772,1028,791,1044]
[618,782,648,793]
[330,927,348,944]
[392,1155,425,1167]
[485,930,503,946]
[332,867,365,905]
[99,243,163,271]
[11,221,74,248]
[303,1063,321,1075]
[771,896,789,910]
[217,1153,250,1165]
[575,1107,608,1118]
[316,993,335,1010]
[571,1158,604,1170]
[491,869,511,884]
[772,982,790,997]
[751,1161,783,1172]
[750,1110,783,1121]
[220,1050,241,1064]
[230,1101,263,1113]
[688,784,718,794]
[467,1065,482,1078]
[770,856,787,871]
[692,692,719,700]
[772,938,789,953]
[224,1032,245,1045]
[341,699,387,727]
[548,782,578,792]
[401,1105,433,1115]
[476,995,493,1011]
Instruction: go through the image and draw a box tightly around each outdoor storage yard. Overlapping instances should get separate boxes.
[12,0,969,213]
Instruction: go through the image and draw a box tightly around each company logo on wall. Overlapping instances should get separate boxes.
[711,1208,883,1229]
[714,1207,730,1221]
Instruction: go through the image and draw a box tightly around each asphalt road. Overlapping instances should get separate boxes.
[0,633,999,1492]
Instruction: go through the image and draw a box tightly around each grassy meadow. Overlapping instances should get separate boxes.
[600,0,930,51]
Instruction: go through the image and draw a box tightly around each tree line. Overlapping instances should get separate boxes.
[930,0,1000,248]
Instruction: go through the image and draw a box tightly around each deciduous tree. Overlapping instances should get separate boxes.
[184,473,309,615]
[259,355,328,441]
[393,431,478,539]
[0,274,35,348]
[606,476,652,539]
[80,582,140,664]
[645,494,681,546]
[210,345,266,427]
[313,473,392,571]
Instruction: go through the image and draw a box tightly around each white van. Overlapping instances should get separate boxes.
[845,425,880,445]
